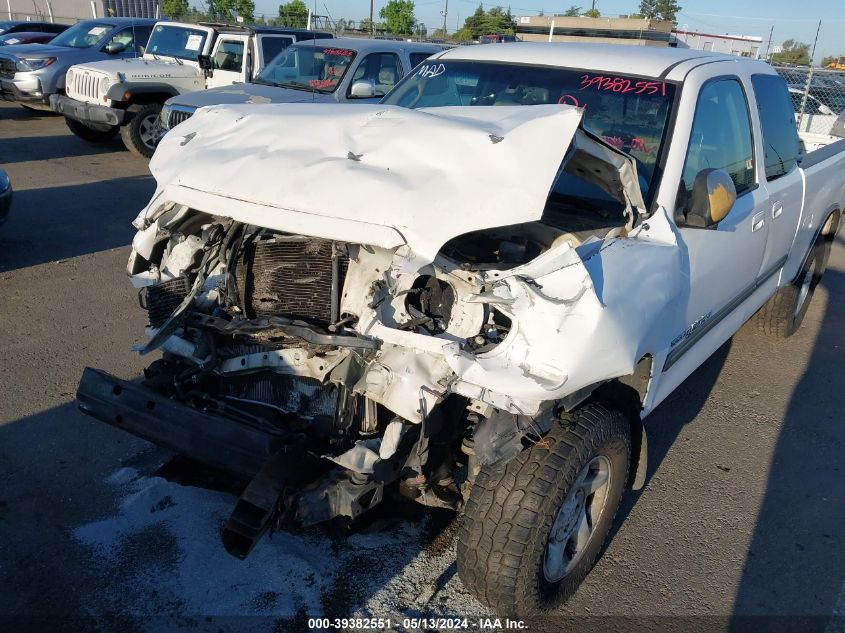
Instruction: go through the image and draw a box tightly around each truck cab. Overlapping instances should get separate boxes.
[51,22,332,157]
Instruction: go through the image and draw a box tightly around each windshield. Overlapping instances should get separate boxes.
[256,45,357,93]
[383,60,677,195]
[49,22,114,48]
[145,24,209,61]
[0,22,16,35]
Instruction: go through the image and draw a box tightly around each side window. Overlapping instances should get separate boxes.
[105,27,137,53]
[132,26,153,53]
[349,52,403,97]
[214,40,245,71]
[751,74,799,181]
[677,78,755,217]
[409,52,433,69]
[261,36,293,66]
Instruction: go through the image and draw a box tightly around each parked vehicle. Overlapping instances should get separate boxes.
[77,43,845,618]
[0,20,67,37]
[0,168,12,227]
[160,38,442,132]
[52,22,333,158]
[0,17,156,111]
[0,31,63,46]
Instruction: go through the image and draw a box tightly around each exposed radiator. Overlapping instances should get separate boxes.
[140,276,191,328]
[238,237,348,325]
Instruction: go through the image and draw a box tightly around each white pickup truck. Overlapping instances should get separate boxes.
[50,22,332,157]
[76,44,845,617]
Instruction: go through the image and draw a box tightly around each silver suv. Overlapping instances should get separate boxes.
[0,17,155,110]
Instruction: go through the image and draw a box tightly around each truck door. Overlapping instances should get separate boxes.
[662,76,769,374]
[207,36,248,87]
[751,73,804,279]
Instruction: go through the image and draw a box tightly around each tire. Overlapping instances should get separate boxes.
[64,117,119,143]
[457,402,631,617]
[755,230,830,338]
[120,103,163,159]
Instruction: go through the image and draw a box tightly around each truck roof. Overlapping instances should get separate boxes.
[292,36,442,53]
[197,22,333,37]
[434,42,775,81]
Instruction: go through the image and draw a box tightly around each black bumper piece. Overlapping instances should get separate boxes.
[76,367,283,478]
[50,94,126,126]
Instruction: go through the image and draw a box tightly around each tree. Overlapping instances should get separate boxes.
[638,0,680,21]
[278,0,307,28]
[771,39,811,66]
[457,5,516,38]
[430,27,448,39]
[583,8,600,17]
[379,0,416,35]
[162,0,189,18]
[563,5,582,16]
[207,0,254,22]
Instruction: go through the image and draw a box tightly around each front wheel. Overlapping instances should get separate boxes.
[120,103,163,158]
[457,402,631,617]
[64,117,119,143]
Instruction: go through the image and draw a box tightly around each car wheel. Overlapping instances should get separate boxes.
[120,103,164,159]
[755,215,837,338]
[64,117,119,143]
[457,402,630,617]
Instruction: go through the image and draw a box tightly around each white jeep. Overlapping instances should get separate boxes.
[50,22,331,157]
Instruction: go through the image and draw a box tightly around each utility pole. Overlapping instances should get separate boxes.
[764,24,773,61]
[441,0,448,37]
[369,0,374,37]
[809,19,821,65]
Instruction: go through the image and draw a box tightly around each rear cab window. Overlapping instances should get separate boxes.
[409,52,433,68]
[751,74,800,180]
[260,35,294,67]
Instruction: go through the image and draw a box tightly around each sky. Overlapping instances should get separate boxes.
[259,0,845,63]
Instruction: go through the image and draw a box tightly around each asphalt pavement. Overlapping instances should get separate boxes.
[0,100,843,632]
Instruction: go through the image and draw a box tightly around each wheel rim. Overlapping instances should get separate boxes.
[794,266,814,318]
[138,113,163,149]
[543,455,612,583]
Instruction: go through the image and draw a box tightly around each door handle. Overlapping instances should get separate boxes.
[772,201,783,219]
[752,211,766,232]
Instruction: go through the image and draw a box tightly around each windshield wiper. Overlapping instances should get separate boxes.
[279,81,322,94]
[252,77,278,87]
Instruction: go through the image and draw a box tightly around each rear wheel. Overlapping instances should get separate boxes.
[64,117,119,143]
[755,225,833,338]
[457,402,630,616]
[120,103,163,158]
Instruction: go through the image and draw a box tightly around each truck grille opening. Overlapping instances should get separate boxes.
[68,71,101,102]
[141,276,191,328]
[237,237,348,326]
[165,108,194,129]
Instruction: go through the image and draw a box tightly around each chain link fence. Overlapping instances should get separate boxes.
[774,65,845,137]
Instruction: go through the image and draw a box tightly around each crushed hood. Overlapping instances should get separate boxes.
[170,83,335,108]
[149,103,643,263]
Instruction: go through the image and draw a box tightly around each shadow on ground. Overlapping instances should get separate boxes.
[729,266,845,628]
[0,175,154,271]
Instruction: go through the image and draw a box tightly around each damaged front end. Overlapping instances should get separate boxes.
[77,103,680,557]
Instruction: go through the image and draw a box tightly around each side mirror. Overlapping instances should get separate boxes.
[104,41,127,55]
[686,168,737,228]
[349,80,376,99]
[819,103,834,116]
[197,54,213,78]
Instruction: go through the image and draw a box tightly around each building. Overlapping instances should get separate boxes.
[3,0,161,23]
[671,30,763,58]
[515,15,675,47]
